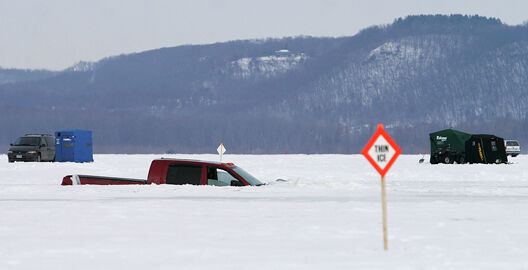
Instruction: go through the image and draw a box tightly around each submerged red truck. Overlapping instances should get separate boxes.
[61,158,264,186]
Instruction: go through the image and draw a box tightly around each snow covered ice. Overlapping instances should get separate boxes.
[1,154,528,269]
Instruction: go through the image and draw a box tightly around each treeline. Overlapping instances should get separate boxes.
[2,108,526,154]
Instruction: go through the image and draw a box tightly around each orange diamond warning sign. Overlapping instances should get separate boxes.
[361,124,402,177]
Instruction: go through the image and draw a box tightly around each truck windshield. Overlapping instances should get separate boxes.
[14,137,41,146]
[232,167,264,186]
[506,141,519,146]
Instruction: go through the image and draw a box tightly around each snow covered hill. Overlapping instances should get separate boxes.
[1,154,527,269]
[1,15,527,153]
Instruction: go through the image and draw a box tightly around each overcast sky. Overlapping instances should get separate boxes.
[1,0,526,70]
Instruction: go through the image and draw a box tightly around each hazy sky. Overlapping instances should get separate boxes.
[1,0,526,70]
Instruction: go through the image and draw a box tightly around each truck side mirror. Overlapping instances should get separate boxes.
[10,143,13,146]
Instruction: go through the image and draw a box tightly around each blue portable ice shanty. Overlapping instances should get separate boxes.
[55,130,94,162]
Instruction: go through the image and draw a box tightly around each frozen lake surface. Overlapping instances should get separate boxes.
[1,154,527,269]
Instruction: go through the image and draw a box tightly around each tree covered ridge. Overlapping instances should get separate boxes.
[1,14,527,153]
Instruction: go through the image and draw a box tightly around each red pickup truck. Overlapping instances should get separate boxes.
[61,158,264,186]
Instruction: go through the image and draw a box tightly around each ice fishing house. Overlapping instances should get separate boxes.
[54,129,94,162]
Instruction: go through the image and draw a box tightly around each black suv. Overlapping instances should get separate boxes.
[7,134,55,162]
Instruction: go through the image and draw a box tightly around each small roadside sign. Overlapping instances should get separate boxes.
[361,124,401,251]
[362,124,402,177]
[217,143,226,162]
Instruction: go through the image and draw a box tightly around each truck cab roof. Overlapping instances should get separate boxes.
[23,134,53,137]
[155,158,237,167]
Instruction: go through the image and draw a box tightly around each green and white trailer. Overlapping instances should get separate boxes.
[429,129,471,164]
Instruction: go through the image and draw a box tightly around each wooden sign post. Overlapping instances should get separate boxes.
[361,124,402,251]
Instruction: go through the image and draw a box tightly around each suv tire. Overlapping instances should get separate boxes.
[458,156,466,164]
[430,157,438,164]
